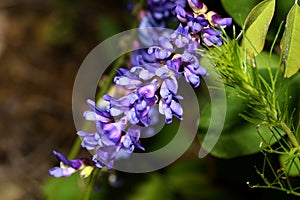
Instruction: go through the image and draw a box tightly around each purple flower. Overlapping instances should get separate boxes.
[102,119,126,143]
[147,0,186,22]
[173,1,231,46]
[49,151,91,178]
[77,131,100,151]
[77,98,146,169]
[173,5,187,23]
[164,44,207,88]
[127,83,158,126]
[166,55,182,72]
[138,82,157,98]
[127,127,145,151]
[202,28,223,46]
[114,69,143,89]
[89,127,144,170]
[148,36,174,59]
[93,145,121,169]
[159,78,183,124]
[173,4,208,34]
[187,0,207,14]
[138,0,187,46]
[186,12,208,34]
[183,64,203,87]
[170,24,191,48]
[207,11,232,28]
[84,99,113,123]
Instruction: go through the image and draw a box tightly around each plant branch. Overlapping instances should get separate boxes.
[281,122,300,149]
[82,168,100,200]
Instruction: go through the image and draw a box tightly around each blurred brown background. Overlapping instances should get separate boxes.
[0,0,129,199]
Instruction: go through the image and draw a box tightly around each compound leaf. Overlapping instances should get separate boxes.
[241,0,275,59]
[280,3,300,78]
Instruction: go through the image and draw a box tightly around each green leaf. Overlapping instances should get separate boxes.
[127,174,172,200]
[199,125,284,159]
[43,174,85,200]
[279,154,300,176]
[254,51,280,79]
[221,0,260,27]
[241,0,275,59]
[166,161,229,199]
[198,87,285,159]
[280,3,300,78]
[255,51,280,70]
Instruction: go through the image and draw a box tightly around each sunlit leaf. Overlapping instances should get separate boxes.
[280,3,300,78]
[241,0,275,59]
[221,0,260,27]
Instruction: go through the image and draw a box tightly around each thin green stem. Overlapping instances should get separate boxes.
[82,168,100,200]
[68,136,82,160]
[251,185,300,196]
[281,122,300,149]
[272,127,289,152]
[265,153,284,188]
[95,56,126,102]
[270,22,283,57]
[286,159,295,190]
[68,121,93,159]
[132,0,145,15]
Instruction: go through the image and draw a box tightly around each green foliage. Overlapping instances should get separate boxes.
[203,0,300,195]
[241,0,276,59]
[165,161,229,199]
[199,87,285,158]
[43,174,86,200]
[127,160,230,200]
[280,3,300,78]
[280,154,300,177]
[221,0,296,42]
[249,126,300,195]
[127,174,173,200]
[221,0,260,27]
[205,36,283,126]
[269,0,295,40]
[255,51,280,70]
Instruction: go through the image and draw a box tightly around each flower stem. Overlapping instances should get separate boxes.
[68,136,82,160]
[82,168,100,200]
[281,122,300,149]
[95,56,125,102]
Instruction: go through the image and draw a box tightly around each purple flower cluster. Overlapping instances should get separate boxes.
[77,21,211,169]
[138,0,187,46]
[140,0,186,28]
[77,99,145,169]
[173,0,232,46]
[49,0,232,176]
